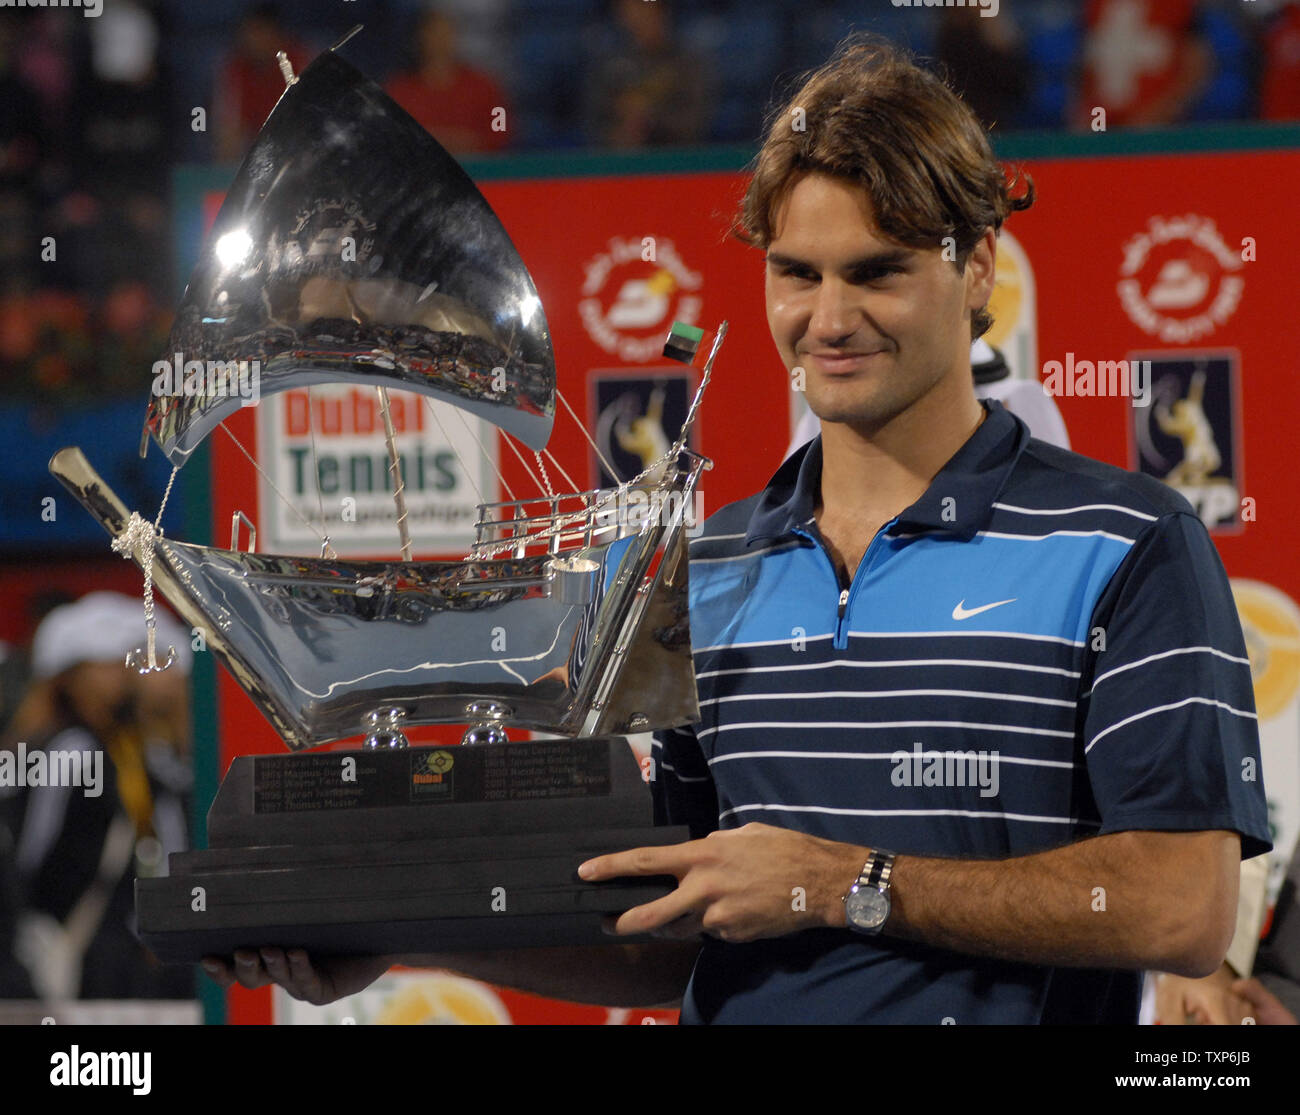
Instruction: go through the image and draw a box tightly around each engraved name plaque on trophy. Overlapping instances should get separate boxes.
[135,740,683,961]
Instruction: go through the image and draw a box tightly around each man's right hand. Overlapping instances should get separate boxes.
[202,948,393,1006]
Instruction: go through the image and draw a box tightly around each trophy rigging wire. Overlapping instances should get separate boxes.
[424,395,492,503]
[542,444,581,497]
[305,384,329,545]
[216,420,329,543]
[533,450,556,500]
[556,387,620,483]
[111,462,181,673]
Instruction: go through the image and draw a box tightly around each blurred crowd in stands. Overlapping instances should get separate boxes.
[1,0,1300,406]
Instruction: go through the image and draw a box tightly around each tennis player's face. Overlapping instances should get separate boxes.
[764,172,993,431]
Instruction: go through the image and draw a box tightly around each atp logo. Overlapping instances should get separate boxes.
[589,370,695,488]
[1130,353,1243,532]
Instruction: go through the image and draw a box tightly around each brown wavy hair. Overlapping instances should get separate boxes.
[734,34,1034,340]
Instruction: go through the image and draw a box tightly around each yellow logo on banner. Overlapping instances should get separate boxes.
[1233,580,1300,720]
[982,228,1037,382]
[374,977,510,1025]
[985,240,1025,352]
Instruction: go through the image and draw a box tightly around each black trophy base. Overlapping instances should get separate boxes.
[137,737,689,964]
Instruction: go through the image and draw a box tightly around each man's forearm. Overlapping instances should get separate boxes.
[877,830,1238,977]
[391,939,699,1008]
[581,823,1237,978]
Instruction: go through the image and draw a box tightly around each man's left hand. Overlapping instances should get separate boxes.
[578,822,866,943]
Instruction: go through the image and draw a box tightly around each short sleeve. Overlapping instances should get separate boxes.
[1080,511,1272,860]
[650,724,719,840]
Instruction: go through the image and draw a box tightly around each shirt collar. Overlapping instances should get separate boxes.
[744,398,1029,545]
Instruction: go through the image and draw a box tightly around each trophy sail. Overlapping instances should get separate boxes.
[145,46,556,465]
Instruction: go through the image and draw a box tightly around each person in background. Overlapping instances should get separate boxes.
[4,592,192,1000]
[936,6,1030,132]
[582,0,712,149]
[214,2,308,164]
[1236,849,1300,1024]
[0,16,50,295]
[0,826,35,998]
[1258,1,1300,120]
[385,7,510,155]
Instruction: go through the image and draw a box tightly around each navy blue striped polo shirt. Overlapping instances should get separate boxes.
[651,398,1271,1025]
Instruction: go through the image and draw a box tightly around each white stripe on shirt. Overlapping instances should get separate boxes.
[1085,695,1258,754]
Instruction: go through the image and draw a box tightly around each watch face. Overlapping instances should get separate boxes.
[846,886,889,932]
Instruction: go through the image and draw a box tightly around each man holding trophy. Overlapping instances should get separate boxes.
[206,37,1270,1023]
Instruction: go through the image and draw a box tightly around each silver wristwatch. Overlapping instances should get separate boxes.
[843,848,896,935]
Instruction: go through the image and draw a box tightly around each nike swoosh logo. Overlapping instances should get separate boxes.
[952,598,1017,620]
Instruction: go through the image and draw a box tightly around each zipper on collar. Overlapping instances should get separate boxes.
[798,519,899,651]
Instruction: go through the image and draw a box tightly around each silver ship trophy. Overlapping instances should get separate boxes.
[48,34,723,962]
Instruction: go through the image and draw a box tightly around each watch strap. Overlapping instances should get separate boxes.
[848,847,896,896]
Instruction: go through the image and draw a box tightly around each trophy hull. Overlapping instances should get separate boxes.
[48,446,702,749]
[137,738,690,962]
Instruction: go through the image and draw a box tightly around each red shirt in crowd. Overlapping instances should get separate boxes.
[385,65,509,154]
[218,39,310,147]
[1260,3,1300,120]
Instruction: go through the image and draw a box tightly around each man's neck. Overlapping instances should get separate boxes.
[816,373,985,529]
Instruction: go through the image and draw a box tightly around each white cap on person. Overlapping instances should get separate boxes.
[31,591,193,680]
